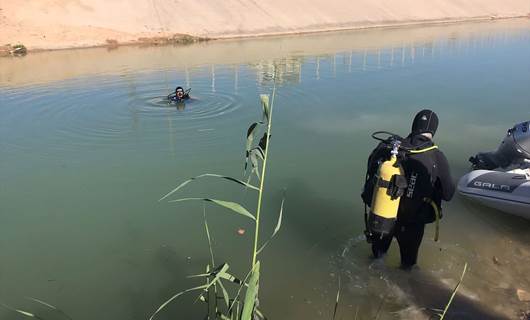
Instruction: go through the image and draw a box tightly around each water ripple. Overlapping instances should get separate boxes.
[0,76,245,161]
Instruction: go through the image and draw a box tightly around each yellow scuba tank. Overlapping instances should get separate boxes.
[368,140,408,237]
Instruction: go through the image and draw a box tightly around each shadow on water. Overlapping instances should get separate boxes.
[126,245,209,320]
[281,179,358,254]
[1,244,206,320]
[403,270,507,320]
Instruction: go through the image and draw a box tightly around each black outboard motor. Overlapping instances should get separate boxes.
[469,121,530,170]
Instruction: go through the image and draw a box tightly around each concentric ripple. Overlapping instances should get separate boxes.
[0,73,246,162]
[133,90,243,122]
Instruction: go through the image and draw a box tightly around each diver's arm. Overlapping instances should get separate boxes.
[436,151,455,201]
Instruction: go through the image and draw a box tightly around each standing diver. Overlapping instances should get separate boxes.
[361,110,455,269]
[168,86,191,103]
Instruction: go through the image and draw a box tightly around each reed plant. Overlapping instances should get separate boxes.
[151,86,283,320]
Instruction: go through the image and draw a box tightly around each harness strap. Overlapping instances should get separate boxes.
[377,179,391,188]
[423,197,440,242]
[408,145,438,154]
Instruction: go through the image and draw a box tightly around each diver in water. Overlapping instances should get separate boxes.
[361,110,455,269]
[168,86,190,103]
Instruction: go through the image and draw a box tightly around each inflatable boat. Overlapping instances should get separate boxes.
[458,121,530,220]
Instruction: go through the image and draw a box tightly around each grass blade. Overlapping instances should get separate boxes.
[218,280,230,308]
[13,309,38,318]
[0,302,44,320]
[26,298,57,310]
[26,297,73,320]
[160,174,259,201]
[332,275,341,320]
[250,151,260,181]
[204,208,215,267]
[241,262,260,320]
[374,293,387,320]
[228,268,253,313]
[168,198,256,221]
[255,308,266,320]
[148,284,209,320]
[256,196,284,255]
[440,262,468,320]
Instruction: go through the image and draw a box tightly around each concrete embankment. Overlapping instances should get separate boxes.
[1,0,529,50]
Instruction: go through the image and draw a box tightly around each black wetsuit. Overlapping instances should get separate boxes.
[169,94,189,102]
[361,134,455,268]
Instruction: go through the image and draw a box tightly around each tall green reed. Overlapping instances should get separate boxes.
[151,84,283,320]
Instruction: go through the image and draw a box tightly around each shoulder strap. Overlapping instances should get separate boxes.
[408,145,438,154]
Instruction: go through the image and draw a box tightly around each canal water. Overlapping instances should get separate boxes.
[1,19,530,320]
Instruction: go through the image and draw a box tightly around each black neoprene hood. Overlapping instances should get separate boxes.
[411,109,439,135]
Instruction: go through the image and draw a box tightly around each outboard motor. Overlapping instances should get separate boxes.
[469,121,530,170]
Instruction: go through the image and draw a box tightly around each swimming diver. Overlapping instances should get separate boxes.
[361,110,455,269]
[168,86,191,103]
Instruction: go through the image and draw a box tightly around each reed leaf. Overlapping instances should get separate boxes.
[26,297,73,320]
[440,262,468,320]
[252,147,265,160]
[332,276,341,320]
[168,198,256,221]
[249,152,260,181]
[26,298,57,310]
[219,272,242,285]
[188,269,241,286]
[255,308,266,320]
[189,263,229,279]
[0,302,44,320]
[204,209,215,267]
[160,174,259,201]
[148,284,209,320]
[13,309,38,318]
[217,279,230,308]
[235,301,240,320]
[197,264,231,308]
[246,122,259,152]
[260,95,270,123]
[241,261,260,320]
[228,268,254,313]
[258,133,269,154]
[257,197,285,255]
[188,272,212,279]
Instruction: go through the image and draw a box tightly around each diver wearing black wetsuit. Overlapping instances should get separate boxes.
[361,110,455,269]
[169,86,190,102]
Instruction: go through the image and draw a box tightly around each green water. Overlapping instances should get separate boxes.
[1,20,530,320]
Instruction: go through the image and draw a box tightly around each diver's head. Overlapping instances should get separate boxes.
[411,109,438,137]
[175,86,184,99]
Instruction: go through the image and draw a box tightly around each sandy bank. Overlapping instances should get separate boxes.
[1,0,529,51]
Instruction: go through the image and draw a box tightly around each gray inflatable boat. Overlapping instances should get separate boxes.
[458,121,530,219]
